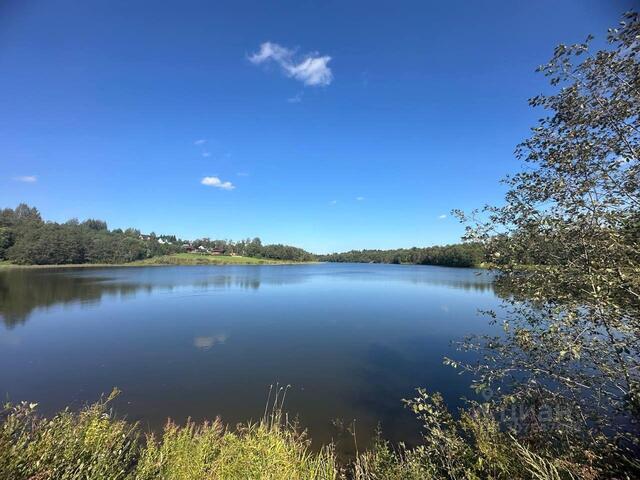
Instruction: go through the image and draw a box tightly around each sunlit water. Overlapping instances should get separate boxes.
[0,263,498,451]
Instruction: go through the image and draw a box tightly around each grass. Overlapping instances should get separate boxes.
[0,253,313,269]
[1,388,338,480]
[1,387,605,480]
[129,253,302,266]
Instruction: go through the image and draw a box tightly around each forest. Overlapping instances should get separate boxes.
[0,204,315,264]
[319,243,485,267]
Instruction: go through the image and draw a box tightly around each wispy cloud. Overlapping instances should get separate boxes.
[438,214,447,219]
[202,152,211,158]
[356,196,364,201]
[194,139,207,146]
[236,172,250,177]
[287,91,303,103]
[249,42,333,87]
[13,175,37,183]
[201,176,235,190]
[329,200,338,205]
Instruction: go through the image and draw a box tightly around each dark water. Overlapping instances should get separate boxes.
[0,263,498,451]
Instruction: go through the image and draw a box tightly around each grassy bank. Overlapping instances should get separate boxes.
[129,253,310,266]
[0,389,600,480]
[0,389,337,480]
[0,253,313,269]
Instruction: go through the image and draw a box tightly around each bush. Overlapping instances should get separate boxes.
[0,390,140,480]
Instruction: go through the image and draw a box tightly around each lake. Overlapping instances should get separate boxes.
[0,263,498,452]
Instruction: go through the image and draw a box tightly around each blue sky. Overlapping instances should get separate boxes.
[0,1,634,253]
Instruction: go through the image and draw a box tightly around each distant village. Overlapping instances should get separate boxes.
[181,244,237,256]
[133,233,313,262]
[138,234,239,256]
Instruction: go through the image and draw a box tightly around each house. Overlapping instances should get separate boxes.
[210,247,225,256]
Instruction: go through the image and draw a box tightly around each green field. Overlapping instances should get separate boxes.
[130,253,304,266]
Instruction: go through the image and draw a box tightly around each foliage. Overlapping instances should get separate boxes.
[0,390,338,480]
[451,10,640,477]
[0,204,170,265]
[258,243,316,262]
[190,237,316,262]
[137,419,336,480]
[0,205,315,265]
[321,243,485,268]
[355,388,603,480]
[0,389,612,480]
[0,390,140,480]
[0,226,13,260]
[350,390,594,480]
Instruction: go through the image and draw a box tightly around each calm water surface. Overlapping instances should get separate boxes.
[0,263,498,450]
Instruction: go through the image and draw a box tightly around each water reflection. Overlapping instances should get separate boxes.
[0,264,495,327]
[0,270,142,328]
[194,334,229,350]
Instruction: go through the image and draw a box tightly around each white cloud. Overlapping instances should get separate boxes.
[287,92,303,103]
[249,42,292,64]
[201,176,235,190]
[329,200,338,205]
[202,152,211,157]
[249,42,333,87]
[287,56,333,86]
[356,196,364,201]
[194,139,206,146]
[438,214,447,219]
[14,175,37,183]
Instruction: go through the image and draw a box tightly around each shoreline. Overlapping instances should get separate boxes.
[0,257,318,270]
[0,260,489,270]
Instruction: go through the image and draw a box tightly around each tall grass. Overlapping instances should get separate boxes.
[0,386,622,479]
[0,387,338,480]
[0,389,139,480]
[136,385,337,480]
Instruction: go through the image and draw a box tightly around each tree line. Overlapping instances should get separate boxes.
[187,237,315,262]
[320,243,486,267]
[0,205,170,265]
[0,205,315,264]
[0,204,484,267]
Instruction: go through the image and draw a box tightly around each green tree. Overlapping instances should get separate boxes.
[13,204,42,224]
[0,227,13,260]
[82,219,108,231]
[454,11,640,472]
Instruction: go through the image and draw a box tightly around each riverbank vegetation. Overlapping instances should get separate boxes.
[448,12,640,478]
[0,388,601,480]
